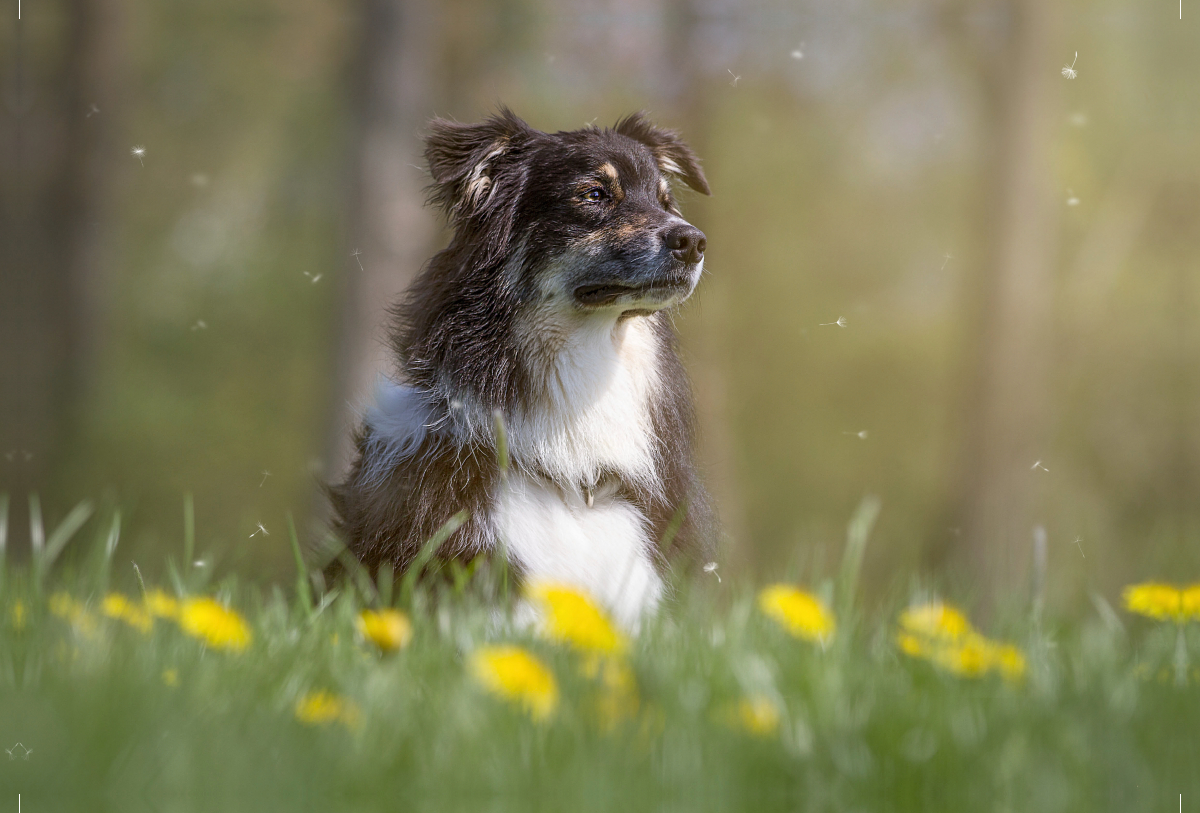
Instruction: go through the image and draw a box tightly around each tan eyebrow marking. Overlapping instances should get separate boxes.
[598,162,623,201]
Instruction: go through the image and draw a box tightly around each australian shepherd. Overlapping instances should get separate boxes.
[329,109,716,626]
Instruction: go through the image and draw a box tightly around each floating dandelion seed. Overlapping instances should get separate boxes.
[1061,52,1078,79]
[86,103,100,118]
[1066,189,1080,206]
[1032,460,1049,472]
[703,562,721,583]
[727,69,741,87]
[819,317,847,327]
[843,430,868,439]
[259,471,271,487]
[351,248,364,272]
[130,145,146,166]
[1074,536,1085,558]
[790,44,804,60]
[940,252,954,271]
[190,320,207,331]
[1068,112,1088,127]
[249,522,269,538]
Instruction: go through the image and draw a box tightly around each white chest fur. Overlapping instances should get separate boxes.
[494,472,663,628]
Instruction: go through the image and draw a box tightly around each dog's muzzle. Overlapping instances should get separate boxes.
[573,223,706,310]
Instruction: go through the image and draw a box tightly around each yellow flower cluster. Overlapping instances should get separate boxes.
[896,601,1026,682]
[469,645,559,721]
[356,608,413,652]
[758,585,836,645]
[1122,582,1200,623]
[295,690,362,729]
[733,694,782,737]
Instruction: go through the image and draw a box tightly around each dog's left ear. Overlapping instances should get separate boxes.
[614,112,710,196]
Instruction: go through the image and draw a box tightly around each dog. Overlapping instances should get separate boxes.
[329,109,716,626]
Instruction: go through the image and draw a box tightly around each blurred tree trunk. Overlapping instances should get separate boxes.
[321,0,441,501]
[955,0,1062,607]
[0,0,122,555]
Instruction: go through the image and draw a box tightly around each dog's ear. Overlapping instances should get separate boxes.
[614,112,710,196]
[424,108,532,220]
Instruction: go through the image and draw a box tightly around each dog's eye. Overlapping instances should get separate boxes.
[582,187,609,203]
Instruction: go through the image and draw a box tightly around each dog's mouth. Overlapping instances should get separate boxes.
[573,279,692,308]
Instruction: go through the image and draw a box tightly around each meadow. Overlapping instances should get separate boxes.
[1,495,1197,812]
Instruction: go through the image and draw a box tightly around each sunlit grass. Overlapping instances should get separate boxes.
[1,495,1198,811]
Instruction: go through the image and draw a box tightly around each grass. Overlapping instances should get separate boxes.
[1,495,1198,812]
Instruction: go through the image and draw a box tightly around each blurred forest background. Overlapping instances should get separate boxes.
[2,0,1197,615]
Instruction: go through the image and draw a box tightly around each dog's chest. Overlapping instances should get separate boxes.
[494,473,663,627]
[508,315,662,493]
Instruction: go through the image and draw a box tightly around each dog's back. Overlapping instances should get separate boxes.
[330,110,716,625]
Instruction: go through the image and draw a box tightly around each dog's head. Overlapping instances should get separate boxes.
[424,109,710,317]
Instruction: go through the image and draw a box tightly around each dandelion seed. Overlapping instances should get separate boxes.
[356,608,413,652]
[130,145,146,166]
[190,173,209,187]
[302,271,323,284]
[703,562,721,583]
[469,645,559,721]
[351,248,364,272]
[1066,190,1080,206]
[1074,536,1085,558]
[190,320,207,331]
[727,69,741,87]
[259,470,271,487]
[178,597,252,651]
[1068,112,1088,127]
[843,430,868,439]
[819,317,847,327]
[249,522,269,538]
[758,585,836,644]
[86,103,100,118]
[790,45,804,60]
[940,252,954,271]
[1061,52,1078,79]
[1032,460,1049,472]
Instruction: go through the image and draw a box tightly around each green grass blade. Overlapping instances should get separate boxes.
[836,494,880,625]
[183,493,195,567]
[29,493,44,561]
[287,512,313,614]
[36,499,94,583]
[399,511,468,606]
[0,493,8,575]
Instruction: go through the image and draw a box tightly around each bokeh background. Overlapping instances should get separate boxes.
[3,0,1197,614]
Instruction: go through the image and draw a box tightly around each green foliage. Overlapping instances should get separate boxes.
[1,502,1197,811]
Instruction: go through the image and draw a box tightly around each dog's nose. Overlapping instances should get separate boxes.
[663,224,707,264]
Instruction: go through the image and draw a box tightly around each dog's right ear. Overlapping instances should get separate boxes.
[424,108,532,221]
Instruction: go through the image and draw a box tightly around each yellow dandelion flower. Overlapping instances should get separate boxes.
[162,668,179,687]
[178,597,252,652]
[934,633,994,678]
[1182,585,1200,621]
[469,645,559,721]
[899,602,973,640]
[295,690,361,728]
[101,593,153,633]
[896,632,930,658]
[732,695,781,737]
[758,585,836,644]
[1123,582,1182,621]
[526,581,626,655]
[143,589,180,620]
[356,608,413,652]
[9,601,27,631]
[991,642,1027,683]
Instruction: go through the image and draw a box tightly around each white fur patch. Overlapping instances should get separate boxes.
[360,379,442,489]
[495,471,663,629]
[507,314,662,497]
